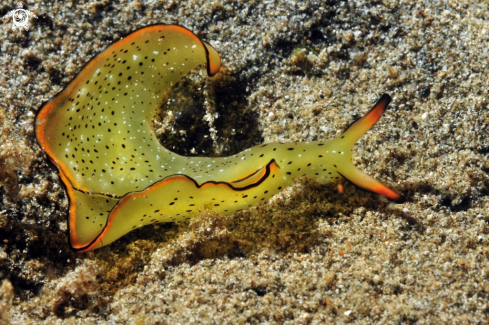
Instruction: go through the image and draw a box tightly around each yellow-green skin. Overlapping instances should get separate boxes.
[35,24,404,252]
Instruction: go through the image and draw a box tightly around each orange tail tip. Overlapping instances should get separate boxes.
[338,170,406,203]
[341,94,391,145]
[338,94,406,203]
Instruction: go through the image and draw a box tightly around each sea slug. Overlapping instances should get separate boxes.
[35,24,405,252]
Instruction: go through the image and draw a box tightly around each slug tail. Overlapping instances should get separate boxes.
[341,94,391,144]
[337,169,406,203]
[337,94,406,203]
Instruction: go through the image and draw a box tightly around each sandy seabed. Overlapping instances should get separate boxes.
[0,0,488,324]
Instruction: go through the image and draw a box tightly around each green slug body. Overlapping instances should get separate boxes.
[35,24,405,252]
